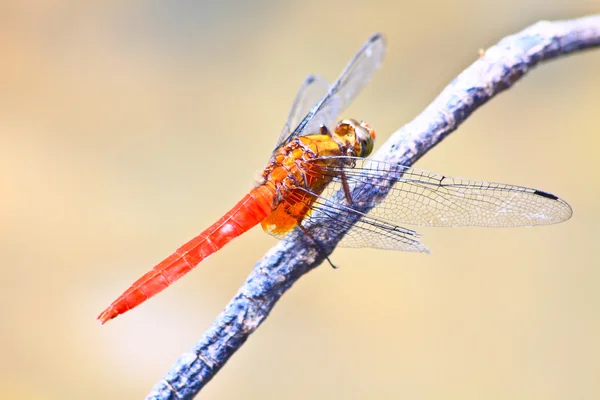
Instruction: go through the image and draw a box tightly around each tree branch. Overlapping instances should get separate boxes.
[147,15,600,400]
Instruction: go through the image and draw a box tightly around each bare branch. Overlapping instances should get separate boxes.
[147,15,600,400]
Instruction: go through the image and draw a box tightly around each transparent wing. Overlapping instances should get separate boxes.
[303,185,431,252]
[267,184,430,253]
[309,156,573,229]
[269,156,572,252]
[274,75,330,150]
[275,33,386,150]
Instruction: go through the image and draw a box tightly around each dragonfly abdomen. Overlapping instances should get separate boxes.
[97,185,276,323]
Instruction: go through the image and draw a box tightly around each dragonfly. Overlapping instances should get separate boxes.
[98,33,572,323]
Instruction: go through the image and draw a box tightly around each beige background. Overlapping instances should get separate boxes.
[1,1,599,399]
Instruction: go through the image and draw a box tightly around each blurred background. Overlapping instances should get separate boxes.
[1,1,599,399]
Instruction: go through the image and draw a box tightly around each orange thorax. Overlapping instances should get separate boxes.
[260,134,344,235]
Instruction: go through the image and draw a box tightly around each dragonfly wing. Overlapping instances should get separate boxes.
[266,184,430,252]
[303,184,431,252]
[274,75,330,150]
[277,33,386,149]
[308,157,573,229]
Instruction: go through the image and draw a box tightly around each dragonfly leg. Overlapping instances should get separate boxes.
[298,224,339,269]
[298,168,310,190]
[340,171,353,204]
[320,124,331,136]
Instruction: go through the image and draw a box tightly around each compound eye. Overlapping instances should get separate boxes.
[355,125,374,157]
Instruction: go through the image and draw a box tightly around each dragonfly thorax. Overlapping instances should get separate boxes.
[260,119,376,197]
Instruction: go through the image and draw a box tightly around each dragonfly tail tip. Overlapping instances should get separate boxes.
[97,308,116,324]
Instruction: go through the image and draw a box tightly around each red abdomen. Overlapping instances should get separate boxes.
[98,185,275,323]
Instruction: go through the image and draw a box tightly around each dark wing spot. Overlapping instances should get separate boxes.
[533,189,559,200]
[370,33,383,43]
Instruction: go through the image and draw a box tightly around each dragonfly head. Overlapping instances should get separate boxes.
[335,119,376,158]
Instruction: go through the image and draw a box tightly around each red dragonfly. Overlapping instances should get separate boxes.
[98,34,572,323]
